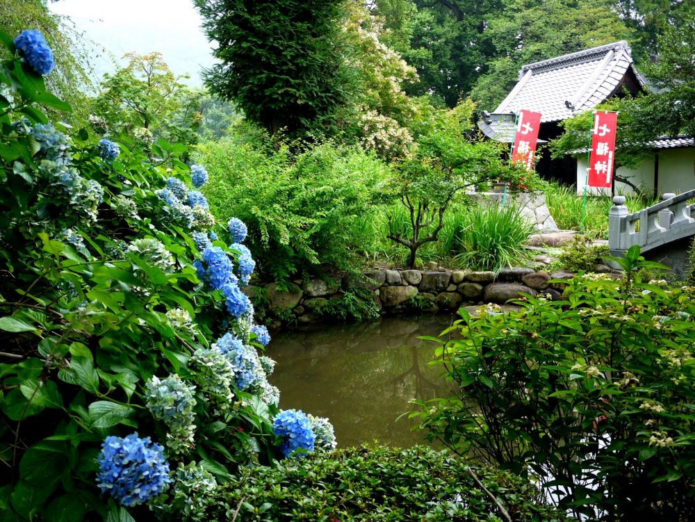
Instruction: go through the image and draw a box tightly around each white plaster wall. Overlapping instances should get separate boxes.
[575,147,695,196]
[658,148,695,194]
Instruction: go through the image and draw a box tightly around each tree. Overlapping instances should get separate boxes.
[470,0,633,112]
[386,100,519,267]
[93,52,199,147]
[194,0,350,138]
[0,0,93,123]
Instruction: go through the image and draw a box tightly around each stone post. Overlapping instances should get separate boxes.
[609,196,628,252]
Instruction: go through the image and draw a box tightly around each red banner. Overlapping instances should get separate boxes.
[587,111,618,188]
[511,110,542,170]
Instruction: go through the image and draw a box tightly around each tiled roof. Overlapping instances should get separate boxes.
[646,136,695,149]
[495,41,642,122]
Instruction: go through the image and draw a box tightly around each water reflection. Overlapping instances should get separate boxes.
[266,315,456,448]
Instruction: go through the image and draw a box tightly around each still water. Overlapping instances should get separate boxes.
[266,315,456,448]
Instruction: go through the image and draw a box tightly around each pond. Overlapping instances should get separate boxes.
[266,315,456,448]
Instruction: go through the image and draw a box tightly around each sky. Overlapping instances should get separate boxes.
[48,0,216,87]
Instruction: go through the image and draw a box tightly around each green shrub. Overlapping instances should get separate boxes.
[206,445,566,521]
[558,235,609,272]
[197,135,390,283]
[413,247,695,519]
[0,33,331,521]
[450,203,533,272]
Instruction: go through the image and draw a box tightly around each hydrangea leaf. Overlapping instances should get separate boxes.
[87,401,136,430]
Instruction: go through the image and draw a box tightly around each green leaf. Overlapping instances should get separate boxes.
[0,316,36,332]
[45,494,87,522]
[105,504,136,522]
[88,401,135,429]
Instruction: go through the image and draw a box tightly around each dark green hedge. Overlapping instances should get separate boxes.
[206,445,565,521]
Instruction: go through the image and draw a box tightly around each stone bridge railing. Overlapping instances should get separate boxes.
[609,190,695,256]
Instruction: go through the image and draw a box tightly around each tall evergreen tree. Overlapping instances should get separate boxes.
[194,0,350,138]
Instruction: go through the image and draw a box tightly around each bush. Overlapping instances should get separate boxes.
[558,235,609,272]
[413,247,695,519]
[197,135,390,283]
[449,202,533,272]
[0,32,332,521]
[206,445,566,521]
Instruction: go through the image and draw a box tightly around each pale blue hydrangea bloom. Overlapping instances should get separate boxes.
[251,324,271,346]
[98,139,120,162]
[163,462,217,520]
[192,231,212,252]
[14,30,54,75]
[166,177,188,200]
[187,191,209,209]
[259,355,276,376]
[60,228,85,250]
[191,165,208,188]
[227,217,247,243]
[222,340,265,392]
[156,188,195,229]
[308,414,337,451]
[126,238,175,272]
[32,124,71,164]
[215,332,245,356]
[145,375,197,454]
[189,347,235,403]
[273,409,315,458]
[209,231,218,241]
[191,206,215,229]
[96,433,171,507]
[260,380,280,406]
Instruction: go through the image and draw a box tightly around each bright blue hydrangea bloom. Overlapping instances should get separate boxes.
[230,243,255,285]
[96,433,171,507]
[98,139,120,162]
[191,165,208,188]
[156,188,178,206]
[14,30,54,75]
[273,409,315,458]
[192,231,212,252]
[193,259,207,282]
[187,190,209,209]
[222,282,250,318]
[251,324,271,347]
[227,217,247,243]
[166,177,188,201]
[215,332,245,356]
[202,246,236,290]
[32,124,71,164]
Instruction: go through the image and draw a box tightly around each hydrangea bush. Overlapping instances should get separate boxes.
[0,31,334,521]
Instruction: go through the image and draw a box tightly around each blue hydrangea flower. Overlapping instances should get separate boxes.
[215,332,245,356]
[192,231,212,252]
[187,190,209,209]
[202,246,236,290]
[273,409,316,458]
[308,414,337,451]
[209,231,218,241]
[98,139,120,162]
[191,165,208,188]
[32,123,71,164]
[222,282,250,318]
[230,243,255,285]
[156,188,179,206]
[227,218,247,243]
[14,30,54,75]
[166,177,188,200]
[145,375,197,454]
[193,259,207,282]
[251,324,271,347]
[96,433,171,507]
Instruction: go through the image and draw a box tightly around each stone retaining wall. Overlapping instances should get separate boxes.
[254,267,576,326]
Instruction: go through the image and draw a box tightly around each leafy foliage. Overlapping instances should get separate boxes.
[414,247,695,519]
[0,33,332,521]
[558,235,609,272]
[197,134,391,283]
[450,203,533,272]
[195,0,350,138]
[205,445,565,520]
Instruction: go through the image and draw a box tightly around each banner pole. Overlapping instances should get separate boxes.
[504,112,519,207]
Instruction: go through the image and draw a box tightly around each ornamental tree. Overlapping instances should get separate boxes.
[195,0,351,138]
